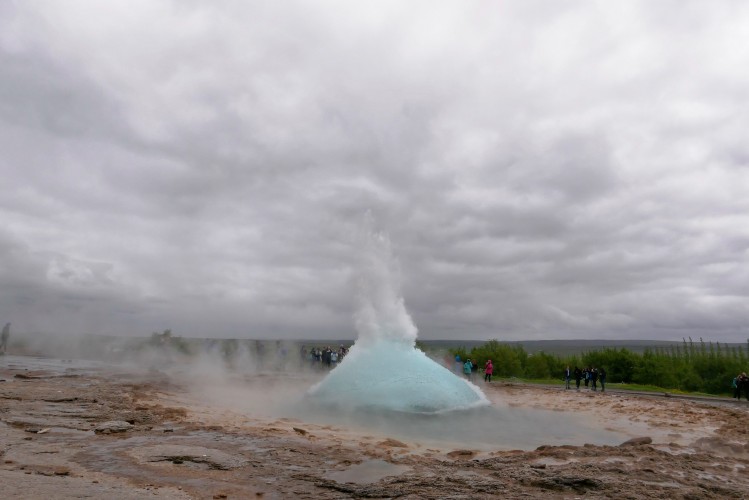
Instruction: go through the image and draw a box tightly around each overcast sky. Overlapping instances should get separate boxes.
[1,1,748,341]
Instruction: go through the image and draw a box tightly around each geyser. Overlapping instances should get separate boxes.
[309,223,489,413]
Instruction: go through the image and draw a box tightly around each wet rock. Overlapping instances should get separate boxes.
[378,438,408,448]
[446,450,476,459]
[692,436,741,454]
[529,476,603,492]
[32,465,71,476]
[94,421,134,434]
[619,436,652,447]
[53,466,70,476]
[293,427,308,436]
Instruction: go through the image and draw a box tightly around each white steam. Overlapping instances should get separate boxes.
[352,226,417,348]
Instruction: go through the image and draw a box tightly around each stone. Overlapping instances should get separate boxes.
[94,421,134,434]
[378,438,408,448]
[619,436,652,447]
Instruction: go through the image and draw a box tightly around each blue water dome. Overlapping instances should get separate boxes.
[308,338,489,413]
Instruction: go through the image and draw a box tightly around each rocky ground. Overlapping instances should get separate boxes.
[1,355,748,499]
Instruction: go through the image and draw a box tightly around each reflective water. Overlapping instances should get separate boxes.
[293,401,629,451]
[325,460,411,484]
[0,355,109,375]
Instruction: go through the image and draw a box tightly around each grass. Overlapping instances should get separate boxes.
[494,377,733,398]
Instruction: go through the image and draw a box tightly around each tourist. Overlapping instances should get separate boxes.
[599,367,607,392]
[454,354,462,374]
[738,372,749,401]
[0,322,9,354]
[484,359,493,382]
[591,367,599,391]
[564,365,571,390]
[732,375,740,399]
[583,367,590,388]
[330,349,338,367]
[574,366,582,391]
[463,358,473,381]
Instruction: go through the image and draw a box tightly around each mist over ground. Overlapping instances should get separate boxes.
[1,1,748,341]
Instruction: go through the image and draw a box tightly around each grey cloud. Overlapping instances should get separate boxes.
[0,1,748,341]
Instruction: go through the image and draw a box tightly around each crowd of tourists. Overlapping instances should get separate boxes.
[451,355,609,392]
[452,355,494,382]
[302,345,349,369]
[564,366,607,391]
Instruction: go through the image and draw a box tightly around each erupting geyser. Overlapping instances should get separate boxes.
[308,224,489,413]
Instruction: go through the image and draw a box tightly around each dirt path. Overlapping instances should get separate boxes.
[1,356,748,499]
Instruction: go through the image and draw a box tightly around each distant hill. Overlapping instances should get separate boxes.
[419,339,747,356]
[17,332,744,359]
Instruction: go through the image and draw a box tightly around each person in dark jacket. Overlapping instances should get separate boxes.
[591,367,599,391]
[599,367,607,392]
[737,372,749,400]
[564,366,571,389]
[0,323,9,354]
[573,367,582,391]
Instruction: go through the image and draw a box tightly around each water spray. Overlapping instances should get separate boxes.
[308,218,489,413]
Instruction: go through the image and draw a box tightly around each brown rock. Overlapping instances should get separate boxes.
[53,467,70,476]
[619,436,652,447]
[94,421,134,434]
[378,438,408,448]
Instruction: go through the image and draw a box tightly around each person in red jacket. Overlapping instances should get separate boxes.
[484,359,494,382]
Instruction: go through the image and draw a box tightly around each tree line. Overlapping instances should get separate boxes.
[448,338,749,395]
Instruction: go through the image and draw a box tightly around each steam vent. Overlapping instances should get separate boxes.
[310,221,489,413]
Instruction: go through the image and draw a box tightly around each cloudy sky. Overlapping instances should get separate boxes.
[1,1,748,341]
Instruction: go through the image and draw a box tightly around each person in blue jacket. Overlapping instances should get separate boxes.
[463,358,473,381]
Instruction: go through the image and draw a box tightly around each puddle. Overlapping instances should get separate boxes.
[184,374,645,452]
[325,460,410,484]
[0,355,112,377]
[293,403,632,452]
